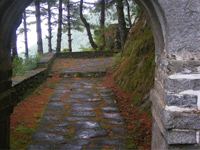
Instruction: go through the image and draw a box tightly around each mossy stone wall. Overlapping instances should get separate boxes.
[114,15,155,113]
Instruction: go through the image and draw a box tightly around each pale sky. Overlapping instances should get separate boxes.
[17,0,98,56]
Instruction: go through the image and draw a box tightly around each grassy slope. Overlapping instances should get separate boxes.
[114,14,155,113]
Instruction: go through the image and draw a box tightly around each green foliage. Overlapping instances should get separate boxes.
[93,25,116,51]
[114,13,155,113]
[12,54,43,77]
[62,47,69,52]
[112,52,121,69]
[79,45,94,52]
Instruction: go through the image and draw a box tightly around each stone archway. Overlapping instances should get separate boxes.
[134,0,200,149]
[0,0,200,149]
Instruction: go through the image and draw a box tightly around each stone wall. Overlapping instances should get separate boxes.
[12,53,56,106]
[57,51,115,59]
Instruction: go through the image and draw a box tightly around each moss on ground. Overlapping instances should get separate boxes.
[113,14,155,113]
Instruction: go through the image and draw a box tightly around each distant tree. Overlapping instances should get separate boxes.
[11,31,18,58]
[124,0,132,28]
[47,0,53,52]
[56,0,63,52]
[116,0,127,49]
[23,10,29,57]
[35,0,43,54]
[66,0,72,52]
[100,0,105,49]
[40,0,57,53]
[80,0,98,51]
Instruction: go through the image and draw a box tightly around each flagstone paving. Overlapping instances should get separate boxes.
[29,57,131,150]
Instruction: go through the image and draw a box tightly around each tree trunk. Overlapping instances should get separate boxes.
[67,0,72,52]
[100,0,105,50]
[116,0,127,49]
[80,0,98,51]
[47,1,52,52]
[125,0,132,28]
[56,0,63,53]
[35,0,43,55]
[11,30,18,58]
[23,10,29,57]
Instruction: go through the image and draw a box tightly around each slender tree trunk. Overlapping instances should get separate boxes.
[80,0,98,51]
[67,0,72,52]
[116,0,127,49]
[23,10,29,57]
[47,1,52,52]
[125,0,132,28]
[56,0,63,53]
[100,0,105,50]
[35,0,43,55]
[11,31,18,58]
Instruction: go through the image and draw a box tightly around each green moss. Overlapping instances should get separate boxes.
[113,14,155,113]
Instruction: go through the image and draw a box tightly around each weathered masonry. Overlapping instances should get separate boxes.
[0,0,200,149]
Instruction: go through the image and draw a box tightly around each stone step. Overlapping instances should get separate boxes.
[60,71,106,78]
[164,74,200,93]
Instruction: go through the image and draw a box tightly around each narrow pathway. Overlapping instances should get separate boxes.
[29,58,130,149]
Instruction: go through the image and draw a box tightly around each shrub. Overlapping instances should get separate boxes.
[62,48,69,52]
[12,54,43,77]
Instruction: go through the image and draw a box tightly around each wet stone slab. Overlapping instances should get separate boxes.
[70,106,94,111]
[102,113,123,120]
[49,97,61,102]
[79,98,102,102]
[55,140,91,150]
[64,99,79,103]
[74,129,108,139]
[61,117,92,121]
[69,94,92,99]
[29,143,60,150]
[93,139,125,147]
[45,103,66,111]
[54,90,69,94]
[70,112,96,117]
[73,121,101,129]
[108,120,125,125]
[41,116,59,122]
[31,132,65,142]
[55,139,91,150]
[43,111,66,116]
[55,122,70,127]
[70,103,96,108]
[36,127,69,133]
[103,97,117,104]
[101,107,119,112]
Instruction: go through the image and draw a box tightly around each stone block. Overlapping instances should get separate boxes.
[164,111,200,130]
[167,130,196,144]
[164,78,200,93]
[164,92,197,108]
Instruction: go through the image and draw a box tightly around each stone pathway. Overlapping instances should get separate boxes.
[29,58,130,150]
[60,58,113,78]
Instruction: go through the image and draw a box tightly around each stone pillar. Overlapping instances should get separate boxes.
[134,0,200,149]
[0,40,14,149]
[0,0,32,148]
